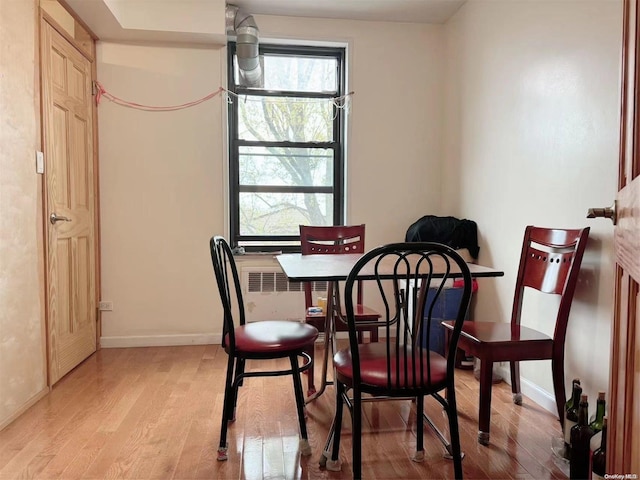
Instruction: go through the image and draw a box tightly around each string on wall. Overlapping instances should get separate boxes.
[93,81,354,114]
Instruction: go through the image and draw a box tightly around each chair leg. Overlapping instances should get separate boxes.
[327,381,345,472]
[352,390,363,480]
[445,384,464,480]
[551,355,566,426]
[305,343,316,396]
[413,396,425,462]
[236,357,246,387]
[218,355,236,461]
[510,361,523,405]
[321,407,338,467]
[230,358,245,421]
[289,355,312,456]
[477,359,493,446]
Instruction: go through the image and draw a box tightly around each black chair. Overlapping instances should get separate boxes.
[325,242,472,479]
[210,236,319,461]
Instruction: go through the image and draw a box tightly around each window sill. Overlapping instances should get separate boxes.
[232,252,286,262]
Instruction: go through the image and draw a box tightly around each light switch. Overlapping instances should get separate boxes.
[36,151,44,174]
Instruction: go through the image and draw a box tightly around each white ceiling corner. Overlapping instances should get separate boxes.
[65,0,466,44]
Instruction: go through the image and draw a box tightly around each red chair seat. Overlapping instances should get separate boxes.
[226,321,319,355]
[334,343,448,388]
[443,320,554,361]
[458,321,552,343]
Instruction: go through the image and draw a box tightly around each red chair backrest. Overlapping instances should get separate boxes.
[300,224,366,255]
[299,224,366,307]
[511,226,590,344]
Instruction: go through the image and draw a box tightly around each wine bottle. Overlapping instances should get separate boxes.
[570,394,594,480]
[589,391,606,459]
[590,430,602,465]
[589,391,606,433]
[565,378,580,410]
[591,416,607,480]
[564,379,582,454]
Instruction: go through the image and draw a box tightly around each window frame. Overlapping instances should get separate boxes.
[227,42,346,252]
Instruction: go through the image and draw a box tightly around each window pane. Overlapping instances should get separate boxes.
[237,95,333,142]
[239,146,333,187]
[239,192,333,235]
[262,54,337,92]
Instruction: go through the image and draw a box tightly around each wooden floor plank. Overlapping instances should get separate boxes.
[0,345,565,480]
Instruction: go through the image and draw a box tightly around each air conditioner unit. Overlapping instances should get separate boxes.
[241,267,327,322]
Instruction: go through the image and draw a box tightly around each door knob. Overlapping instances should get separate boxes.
[50,213,72,224]
[586,201,616,225]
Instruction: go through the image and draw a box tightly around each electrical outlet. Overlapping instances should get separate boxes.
[98,301,113,311]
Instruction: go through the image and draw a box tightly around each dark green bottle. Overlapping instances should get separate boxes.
[591,416,607,480]
[570,394,594,479]
[589,391,606,433]
[564,379,582,454]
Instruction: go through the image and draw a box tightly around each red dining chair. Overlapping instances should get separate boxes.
[299,224,381,395]
[324,242,472,479]
[210,236,319,461]
[442,225,590,446]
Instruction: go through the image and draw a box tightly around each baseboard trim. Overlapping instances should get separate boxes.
[100,333,221,348]
[0,387,49,431]
[494,364,557,415]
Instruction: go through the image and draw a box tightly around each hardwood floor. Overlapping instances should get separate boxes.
[0,345,568,479]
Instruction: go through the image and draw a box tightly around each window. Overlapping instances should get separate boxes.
[227,43,346,251]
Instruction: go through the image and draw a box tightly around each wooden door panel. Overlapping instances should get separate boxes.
[42,19,96,384]
[53,239,72,336]
[76,235,93,329]
[69,65,86,101]
[609,271,637,470]
[50,47,66,90]
[634,291,640,475]
[610,0,640,473]
[71,115,89,207]
[51,104,70,205]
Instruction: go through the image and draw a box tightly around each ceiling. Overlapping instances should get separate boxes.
[65,0,466,44]
[229,0,466,24]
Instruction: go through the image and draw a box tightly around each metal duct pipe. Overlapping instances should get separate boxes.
[226,4,263,87]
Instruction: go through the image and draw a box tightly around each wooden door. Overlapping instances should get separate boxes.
[41,19,97,385]
[608,0,640,473]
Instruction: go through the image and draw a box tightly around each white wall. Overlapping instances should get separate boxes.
[97,17,446,345]
[0,0,48,428]
[442,0,621,409]
[97,42,225,344]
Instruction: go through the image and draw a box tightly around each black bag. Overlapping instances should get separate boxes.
[405,215,480,259]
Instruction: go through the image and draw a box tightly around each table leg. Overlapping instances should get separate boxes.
[305,281,336,404]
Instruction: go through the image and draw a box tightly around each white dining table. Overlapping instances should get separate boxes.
[276,252,504,402]
[276,250,504,464]
[277,252,503,282]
